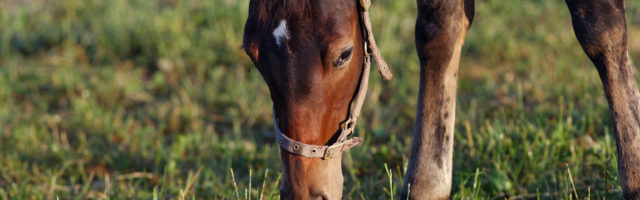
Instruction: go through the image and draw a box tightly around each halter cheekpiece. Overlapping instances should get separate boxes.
[272,0,392,159]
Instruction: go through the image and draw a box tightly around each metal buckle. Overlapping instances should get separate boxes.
[363,42,370,58]
[323,143,345,160]
[359,0,370,11]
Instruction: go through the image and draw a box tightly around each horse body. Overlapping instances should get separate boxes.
[243,0,640,199]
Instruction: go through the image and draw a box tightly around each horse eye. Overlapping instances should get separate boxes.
[333,47,353,67]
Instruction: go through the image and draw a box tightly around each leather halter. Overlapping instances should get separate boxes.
[273,0,392,159]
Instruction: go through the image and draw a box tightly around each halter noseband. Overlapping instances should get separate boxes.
[273,0,392,159]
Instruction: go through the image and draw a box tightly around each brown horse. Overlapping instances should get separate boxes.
[243,0,640,199]
[242,0,391,198]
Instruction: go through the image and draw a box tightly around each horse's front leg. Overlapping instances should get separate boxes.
[401,0,474,199]
[566,0,640,199]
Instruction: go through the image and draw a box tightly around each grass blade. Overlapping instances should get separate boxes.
[231,168,240,200]
[567,166,579,199]
[259,169,269,200]
[384,163,394,200]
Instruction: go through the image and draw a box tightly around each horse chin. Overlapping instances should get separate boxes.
[279,151,345,200]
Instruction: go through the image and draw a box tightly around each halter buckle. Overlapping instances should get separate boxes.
[323,143,345,160]
[359,0,370,11]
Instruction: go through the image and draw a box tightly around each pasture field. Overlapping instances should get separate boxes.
[2,0,640,199]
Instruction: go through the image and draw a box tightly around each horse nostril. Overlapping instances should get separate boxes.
[279,188,288,200]
[312,193,329,200]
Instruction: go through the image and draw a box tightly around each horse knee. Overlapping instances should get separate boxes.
[415,0,467,41]
[566,0,627,61]
[415,0,469,69]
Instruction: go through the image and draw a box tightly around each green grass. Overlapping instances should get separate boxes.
[1,0,640,199]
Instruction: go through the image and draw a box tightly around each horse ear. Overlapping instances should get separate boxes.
[243,1,260,64]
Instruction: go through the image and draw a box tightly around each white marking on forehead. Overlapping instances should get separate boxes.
[273,20,289,47]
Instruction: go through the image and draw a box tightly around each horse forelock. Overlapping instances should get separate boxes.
[253,0,312,25]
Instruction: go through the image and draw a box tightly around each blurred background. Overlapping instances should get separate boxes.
[1,0,640,199]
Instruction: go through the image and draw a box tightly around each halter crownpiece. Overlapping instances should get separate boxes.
[272,0,392,159]
[359,0,392,80]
